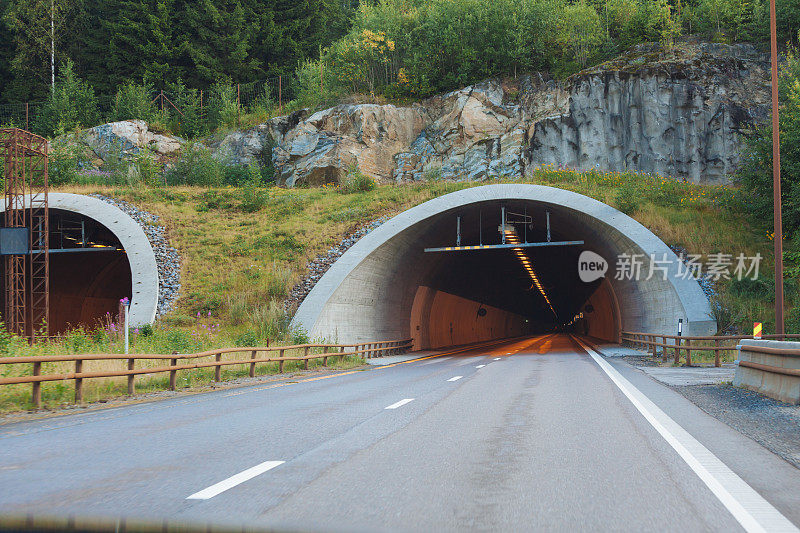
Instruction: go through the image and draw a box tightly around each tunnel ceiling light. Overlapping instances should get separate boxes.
[503,227,557,318]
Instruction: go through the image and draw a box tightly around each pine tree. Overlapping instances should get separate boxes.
[82,0,175,95]
[172,0,259,87]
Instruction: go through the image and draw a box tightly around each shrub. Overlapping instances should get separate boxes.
[206,80,239,131]
[238,163,269,212]
[110,82,165,123]
[290,324,310,345]
[614,183,639,215]
[167,78,206,139]
[48,142,82,185]
[34,60,100,137]
[165,144,223,186]
[249,301,289,341]
[338,165,376,193]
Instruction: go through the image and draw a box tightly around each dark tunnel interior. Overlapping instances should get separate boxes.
[409,200,619,348]
[1,209,132,335]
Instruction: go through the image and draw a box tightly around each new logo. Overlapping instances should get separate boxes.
[578,250,607,283]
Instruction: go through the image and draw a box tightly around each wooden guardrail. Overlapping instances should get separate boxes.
[620,331,800,367]
[0,339,413,408]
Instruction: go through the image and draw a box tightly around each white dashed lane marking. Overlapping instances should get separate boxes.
[187,461,284,500]
[385,399,414,410]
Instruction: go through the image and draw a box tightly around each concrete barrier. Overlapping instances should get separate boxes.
[734,340,800,404]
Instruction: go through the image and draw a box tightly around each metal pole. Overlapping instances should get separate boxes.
[456,216,461,247]
[524,206,527,243]
[124,302,130,354]
[501,206,506,244]
[769,0,784,335]
[546,211,551,242]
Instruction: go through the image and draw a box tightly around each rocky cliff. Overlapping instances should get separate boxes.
[253,42,769,186]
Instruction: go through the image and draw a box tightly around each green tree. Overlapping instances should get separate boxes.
[33,59,100,136]
[82,0,175,95]
[738,47,800,237]
[3,0,82,101]
[110,82,163,123]
[171,0,259,88]
[556,1,604,69]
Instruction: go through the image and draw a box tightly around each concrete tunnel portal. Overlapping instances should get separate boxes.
[1,193,159,335]
[292,184,716,349]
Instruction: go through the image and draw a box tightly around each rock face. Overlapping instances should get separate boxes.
[270,104,430,186]
[206,124,273,167]
[528,43,771,183]
[83,120,184,160]
[265,42,769,186]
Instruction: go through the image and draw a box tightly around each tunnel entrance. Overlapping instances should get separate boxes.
[408,200,619,349]
[1,208,133,335]
[292,184,715,347]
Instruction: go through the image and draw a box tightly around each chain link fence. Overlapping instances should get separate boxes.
[0,74,304,137]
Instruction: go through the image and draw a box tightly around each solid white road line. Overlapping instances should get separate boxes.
[385,398,414,410]
[574,336,798,533]
[493,357,501,361]
[447,376,463,382]
[187,461,285,500]
[475,364,486,368]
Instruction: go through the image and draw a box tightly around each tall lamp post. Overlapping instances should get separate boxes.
[769,0,784,335]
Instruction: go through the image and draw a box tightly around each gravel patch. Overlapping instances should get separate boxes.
[675,383,800,469]
[90,194,181,317]
[285,216,391,312]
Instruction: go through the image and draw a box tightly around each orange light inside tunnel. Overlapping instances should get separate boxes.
[504,228,557,318]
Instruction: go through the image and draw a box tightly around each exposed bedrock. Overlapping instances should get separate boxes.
[256,42,768,186]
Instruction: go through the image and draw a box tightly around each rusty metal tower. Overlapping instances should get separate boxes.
[0,128,49,340]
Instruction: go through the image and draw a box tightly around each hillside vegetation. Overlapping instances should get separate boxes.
[1,0,798,137]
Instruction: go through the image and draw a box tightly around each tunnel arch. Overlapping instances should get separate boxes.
[1,193,158,327]
[292,184,716,347]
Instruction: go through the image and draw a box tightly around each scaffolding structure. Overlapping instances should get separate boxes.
[0,128,49,340]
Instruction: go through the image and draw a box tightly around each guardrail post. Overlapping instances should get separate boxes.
[214,352,222,381]
[674,338,680,365]
[661,336,668,362]
[279,349,285,373]
[714,339,721,367]
[304,346,310,370]
[169,358,178,390]
[249,350,257,377]
[340,345,345,362]
[127,358,135,395]
[322,346,328,366]
[685,339,692,366]
[74,359,83,404]
[32,361,41,408]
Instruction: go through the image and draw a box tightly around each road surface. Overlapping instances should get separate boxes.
[1,334,799,532]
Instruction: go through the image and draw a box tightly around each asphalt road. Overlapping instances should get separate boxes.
[0,334,799,532]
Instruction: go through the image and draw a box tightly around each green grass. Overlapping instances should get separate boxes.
[0,167,786,411]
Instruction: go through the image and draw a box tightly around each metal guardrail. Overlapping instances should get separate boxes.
[620,331,800,367]
[735,342,800,379]
[0,339,413,408]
